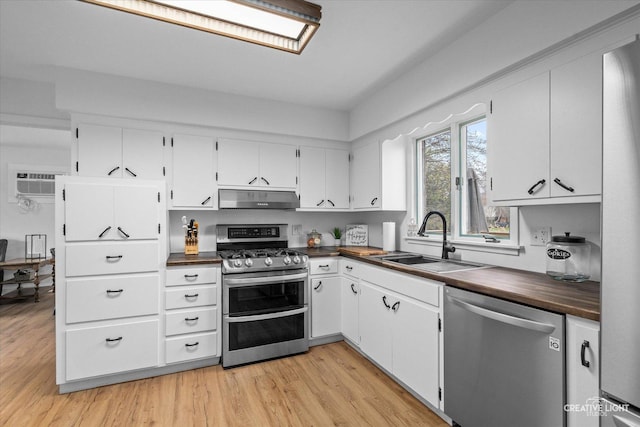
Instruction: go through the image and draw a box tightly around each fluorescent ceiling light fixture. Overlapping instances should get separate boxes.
[80,0,322,54]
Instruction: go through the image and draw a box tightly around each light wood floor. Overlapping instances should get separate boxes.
[0,290,448,427]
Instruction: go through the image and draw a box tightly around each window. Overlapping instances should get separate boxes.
[416,114,517,245]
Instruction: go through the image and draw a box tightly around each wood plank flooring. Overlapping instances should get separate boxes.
[0,291,448,427]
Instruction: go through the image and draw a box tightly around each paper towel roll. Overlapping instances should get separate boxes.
[383,222,396,252]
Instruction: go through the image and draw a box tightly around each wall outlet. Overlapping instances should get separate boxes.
[292,224,302,235]
[532,226,552,246]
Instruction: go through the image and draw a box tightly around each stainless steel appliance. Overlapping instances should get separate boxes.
[600,37,640,426]
[217,224,309,368]
[218,189,300,210]
[444,286,565,427]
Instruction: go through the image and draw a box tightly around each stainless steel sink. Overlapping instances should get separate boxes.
[374,253,489,273]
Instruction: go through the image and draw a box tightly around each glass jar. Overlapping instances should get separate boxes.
[546,232,591,282]
[307,229,322,248]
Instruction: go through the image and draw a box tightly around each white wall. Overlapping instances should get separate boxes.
[167,209,405,253]
[349,1,640,140]
[0,125,71,292]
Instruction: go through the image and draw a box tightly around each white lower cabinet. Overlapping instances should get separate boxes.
[341,277,360,344]
[55,176,166,391]
[566,315,600,427]
[359,281,441,408]
[309,258,342,339]
[66,320,159,381]
[339,258,443,409]
[164,265,221,364]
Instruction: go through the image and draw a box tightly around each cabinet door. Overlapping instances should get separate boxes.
[392,294,440,408]
[566,315,600,427]
[341,278,359,344]
[122,129,165,180]
[171,134,215,207]
[488,72,550,202]
[310,277,342,338]
[359,282,392,372]
[217,139,260,186]
[550,52,602,198]
[259,143,297,189]
[64,182,114,241]
[351,143,381,209]
[77,124,123,178]
[325,149,350,209]
[299,147,326,208]
[114,185,160,240]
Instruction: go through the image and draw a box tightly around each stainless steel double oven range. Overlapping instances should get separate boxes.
[217,224,309,368]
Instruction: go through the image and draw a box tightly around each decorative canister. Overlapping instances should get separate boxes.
[307,229,322,248]
[546,232,591,282]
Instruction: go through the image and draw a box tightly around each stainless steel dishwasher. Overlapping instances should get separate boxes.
[444,286,565,427]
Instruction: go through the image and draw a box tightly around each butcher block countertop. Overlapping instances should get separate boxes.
[166,247,600,321]
[166,251,222,266]
[303,246,600,321]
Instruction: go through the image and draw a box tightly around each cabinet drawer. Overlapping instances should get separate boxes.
[66,274,159,323]
[165,285,217,310]
[309,259,339,275]
[166,266,217,286]
[340,259,359,278]
[165,307,217,336]
[66,320,159,381]
[165,331,218,364]
[66,242,159,277]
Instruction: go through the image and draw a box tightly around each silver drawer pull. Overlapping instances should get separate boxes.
[106,289,124,294]
[185,316,199,322]
[184,274,198,279]
[185,293,199,298]
[185,342,199,348]
[105,337,122,343]
[319,264,330,269]
[106,255,123,261]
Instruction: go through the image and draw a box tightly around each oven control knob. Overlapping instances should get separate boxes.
[292,255,301,264]
[302,255,308,263]
[233,259,243,268]
[283,256,291,265]
[264,257,273,266]
[245,258,253,267]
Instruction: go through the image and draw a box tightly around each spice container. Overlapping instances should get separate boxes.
[546,232,590,282]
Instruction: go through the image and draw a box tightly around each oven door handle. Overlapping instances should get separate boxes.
[224,306,308,323]
[224,272,308,286]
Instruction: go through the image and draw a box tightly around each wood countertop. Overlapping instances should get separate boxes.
[165,246,600,321]
[340,250,600,321]
[166,251,222,266]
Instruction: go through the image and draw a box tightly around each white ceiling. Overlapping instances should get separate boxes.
[0,0,514,112]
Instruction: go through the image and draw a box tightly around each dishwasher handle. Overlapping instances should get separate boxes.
[447,295,556,334]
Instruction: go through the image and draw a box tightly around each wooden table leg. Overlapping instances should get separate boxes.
[33,264,40,303]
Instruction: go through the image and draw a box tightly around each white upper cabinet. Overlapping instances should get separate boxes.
[76,124,164,179]
[351,139,406,211]
[488,72,550,203]
[549,52,602,198]
[488,51,602,205]
[217,139,297,189]
[170,134,215,209]
[64,181,160,241]
[299,147,349,209]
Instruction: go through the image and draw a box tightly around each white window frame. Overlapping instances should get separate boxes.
[407,104,520,255]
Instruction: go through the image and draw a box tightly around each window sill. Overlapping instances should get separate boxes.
[403,236,522,256]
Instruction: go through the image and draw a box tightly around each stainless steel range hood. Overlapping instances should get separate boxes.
[218,189,300,210]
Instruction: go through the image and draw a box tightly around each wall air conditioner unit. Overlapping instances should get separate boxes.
[16,172,57,196]
[8,164,68,204]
